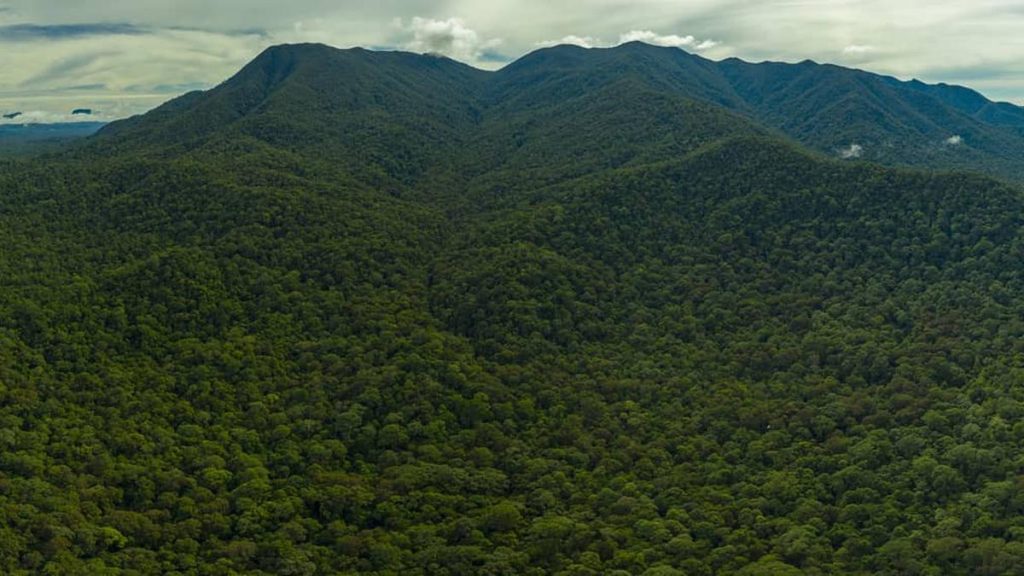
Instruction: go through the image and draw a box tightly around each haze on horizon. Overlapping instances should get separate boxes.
[2,0,1024,123]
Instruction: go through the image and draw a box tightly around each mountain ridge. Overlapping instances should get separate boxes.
[91,41,1024,183]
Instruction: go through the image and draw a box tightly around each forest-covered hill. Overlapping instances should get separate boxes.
[3,43,1024,575]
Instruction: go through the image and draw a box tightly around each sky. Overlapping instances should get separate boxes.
[3,0,1024,123]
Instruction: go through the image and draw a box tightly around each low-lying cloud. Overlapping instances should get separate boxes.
[398,17,503,63]
[843,44,874,55]
[536,35,599,49]
[839,143,864,159]
[538,29,718,51]
[619,30,718,50]
[0,23,146,39]
[0,109,100,123]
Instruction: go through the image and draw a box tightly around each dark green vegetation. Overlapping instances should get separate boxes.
[3,42,1024,575]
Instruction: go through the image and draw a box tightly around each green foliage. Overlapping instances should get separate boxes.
[3,42,1024,575]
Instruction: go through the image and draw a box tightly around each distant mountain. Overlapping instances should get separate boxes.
[893,77,1024,127]
[0,121,105,155]
[493,41,1024,180]
[0,121,105,140]
[5,42,1024,575]
[715,54,1024,176]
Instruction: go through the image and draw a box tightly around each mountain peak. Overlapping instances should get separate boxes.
[229,43,316,92]
[613,40,689,53]
[246,42,348,68]
[256,41,341,57]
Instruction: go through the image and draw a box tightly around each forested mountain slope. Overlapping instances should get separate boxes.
[3,43,1024,575]
[498,41,1024,181]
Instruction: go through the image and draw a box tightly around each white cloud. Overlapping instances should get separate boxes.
[619,30,718,51]
[536,35,600,48]
[843,44,874,55]
[839,143,864,159]
[945,134,963,145]
[537,30,717,51]
[398,17,502,62]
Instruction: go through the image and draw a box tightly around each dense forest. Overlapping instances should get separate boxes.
[4,42,1024,575]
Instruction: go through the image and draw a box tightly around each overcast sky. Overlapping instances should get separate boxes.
[3,0,1024,122]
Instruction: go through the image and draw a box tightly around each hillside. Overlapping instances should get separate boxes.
[3,43,1024,575]
[491,41,1024,181]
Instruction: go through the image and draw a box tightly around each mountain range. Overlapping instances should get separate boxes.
[2,42,1024,575]
[96,42,1024,182]
[0,121,106,156]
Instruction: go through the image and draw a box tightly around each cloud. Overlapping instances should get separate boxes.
[0,109,100,124]
[61,83,107,92]
[0,23,145,40]
[0,26,267,122]
[843,44,874,55]
[537,35,600,49]
[19,52,117,88]
[398,17,503,62]
[149,81,210,94]
[945,134,963,145]
[619,30,718,51]
[537,30,718,51]
[839,143,864,159]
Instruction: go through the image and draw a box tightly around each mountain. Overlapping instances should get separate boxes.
[715,55,1024,177]
[3,43,1024,575]
[894,78,1024,127]
[0,121,105,155]
[492,41,1024,180]
[95,42,1024,184]
[96,44,488,186]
